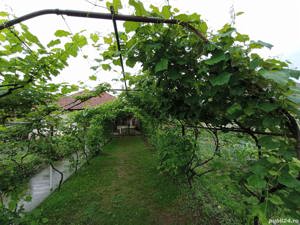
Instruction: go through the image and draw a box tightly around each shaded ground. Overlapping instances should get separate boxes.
[32,136,195,225]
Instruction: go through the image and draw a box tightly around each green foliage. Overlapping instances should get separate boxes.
[0,22,92,124]
[128,0,148,16]
[210,72,231,86]
[0,105,66,223]
[1,1,300,224]
[66,97,141,159]
[90,33,99,43]
[155,129,194,177]
[155,58,168,73]
[106,0,123,13]
[74,83,111,102]
[99,1,300,223]
[123,21,140,33]
[54,30,71,37]
[89,75,97,81]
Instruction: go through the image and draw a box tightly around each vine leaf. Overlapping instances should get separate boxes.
[175,14,190,22]
[89,75,97,81]
[0,33,5,41]
[261,70,290,85]
[124,21,140,33]
[205,53,227,65]
[226,103,242,116]
[259,136,280,149]
[64,43,78,57]
[236,33,249,42]
[210,72,231,86]
[278,172,300,188]
[257,103,278,112]
[104,36,113,44]
[0,11,8,17]
[236,11,244,16]
[249,40,273,49]
[73,34,87,48]
[47,39,61,48]
[247,174,266,189]
[90,33,99,43]
[257,40,273,49]
[129,0,147,16]
[250,164,267,176]
[199,22,208,33]
[102,64,111,71]
[113,0,122,11]
[162,6,172,19]
[155,58,168,73]
[54,30,71,37]
[268,195,284,205]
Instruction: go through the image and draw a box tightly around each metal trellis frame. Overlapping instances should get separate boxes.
[0,8,208,96]
[0,9,208,42]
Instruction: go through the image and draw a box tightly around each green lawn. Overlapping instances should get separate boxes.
[31,136,194,225]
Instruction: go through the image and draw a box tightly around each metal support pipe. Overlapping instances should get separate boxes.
[110,6,128,92]
[0,9,208,42]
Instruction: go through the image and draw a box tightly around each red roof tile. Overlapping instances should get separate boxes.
[58,92,116,110]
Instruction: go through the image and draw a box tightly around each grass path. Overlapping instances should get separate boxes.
[33,136,193,225]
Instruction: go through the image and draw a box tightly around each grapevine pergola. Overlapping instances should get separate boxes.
[0,8,299,146]
[1,5,300,225]
[0,9,207,41]
[0,8,207,95]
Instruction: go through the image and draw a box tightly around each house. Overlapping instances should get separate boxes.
[58,92,116,110]
[58,91,140,135]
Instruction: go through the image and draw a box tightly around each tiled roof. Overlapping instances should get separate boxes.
[58,92,116,110]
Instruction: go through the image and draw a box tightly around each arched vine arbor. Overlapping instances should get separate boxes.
[1,2,300,224]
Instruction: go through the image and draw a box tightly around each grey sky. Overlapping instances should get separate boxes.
[1,0,299,89]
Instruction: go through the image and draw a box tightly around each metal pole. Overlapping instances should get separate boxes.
[0,9,208,42]
[110,6,128,93]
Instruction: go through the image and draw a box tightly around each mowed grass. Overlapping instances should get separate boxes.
[31,136,192,225]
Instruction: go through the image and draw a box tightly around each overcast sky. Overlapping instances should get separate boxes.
[1,0,299,89]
